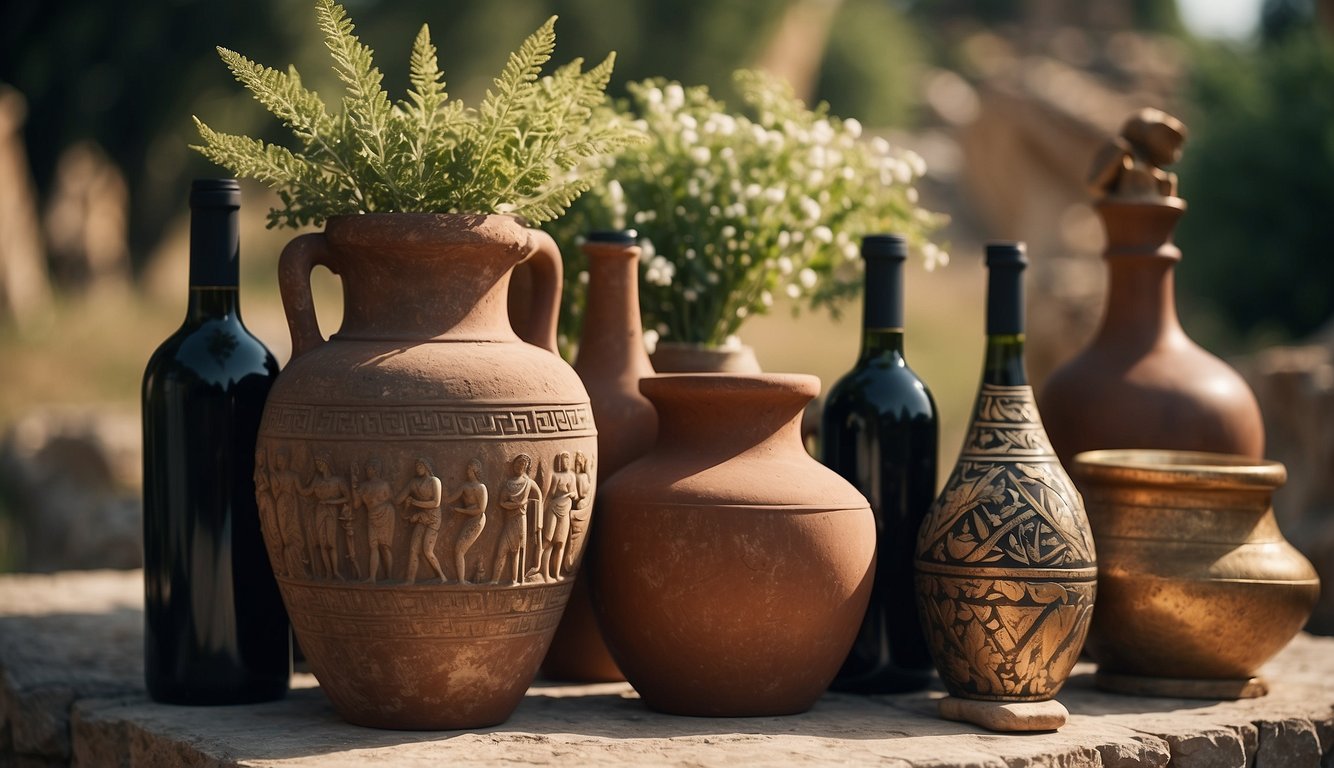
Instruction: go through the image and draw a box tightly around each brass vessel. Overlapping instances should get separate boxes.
[1072,449,1320,698]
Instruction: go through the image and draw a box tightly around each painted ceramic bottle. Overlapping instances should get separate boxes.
[821,234,937,693]
[542,230,658,682]
[594,373,875,716]
[915,243,1096,732]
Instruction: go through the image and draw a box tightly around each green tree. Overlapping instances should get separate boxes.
[1175,26,1334,349]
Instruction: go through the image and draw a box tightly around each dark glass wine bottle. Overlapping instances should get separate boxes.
[821,234,938,693]
[142,179,290,704]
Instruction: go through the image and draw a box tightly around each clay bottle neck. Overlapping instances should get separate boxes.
[1095,200,1187,348]
[574,240,654,381]
[641,374,814,460]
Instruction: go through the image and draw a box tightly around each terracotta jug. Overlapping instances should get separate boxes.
[1039,111,1264,468]
[592,373,875,716]
[541,231,658,682]
[256,213,596,730]
[1072,449,1319,699]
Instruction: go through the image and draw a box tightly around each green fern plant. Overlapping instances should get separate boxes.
[192,1,640,227]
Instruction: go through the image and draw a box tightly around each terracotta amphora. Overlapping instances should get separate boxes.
[1072,449,1320,699]
[256,213,596,730]
[593,373,875,717]
[541,231,658,682]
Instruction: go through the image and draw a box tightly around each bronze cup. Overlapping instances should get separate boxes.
[1072,449,1320,699]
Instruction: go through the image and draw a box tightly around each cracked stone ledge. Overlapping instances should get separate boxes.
[2,570,1331,767]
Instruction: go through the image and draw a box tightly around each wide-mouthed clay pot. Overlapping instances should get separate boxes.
[592,373,875,717]
[1072,449,1320,698]
[256,213,596,729]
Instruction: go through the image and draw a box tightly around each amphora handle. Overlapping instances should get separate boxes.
[516,229,563,354]
[278,233,337,360]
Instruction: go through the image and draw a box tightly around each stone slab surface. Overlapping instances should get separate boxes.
[2,570,1333,767]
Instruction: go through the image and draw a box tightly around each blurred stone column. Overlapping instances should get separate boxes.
[44,141,131,295]
[0,85,53,325]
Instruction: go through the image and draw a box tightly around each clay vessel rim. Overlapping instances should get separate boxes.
[1072,448,1285,489]
[322,212,531,250]
[593,501,869,514]
[640,372,820,397]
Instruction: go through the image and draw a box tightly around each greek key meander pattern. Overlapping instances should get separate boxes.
[263,401,595,441]
[282,579,572,640]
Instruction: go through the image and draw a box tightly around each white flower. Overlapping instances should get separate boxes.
[644,87,663,106]
[744,183,762,200]
[761,290,773,307]
[844,117,863,138]
[765,187,785,204]
[799,267,818,288]
[721,225,736,239]
[721,335,743,350]
[679,114,698,131]
[923,242,949,271]
[905,150,927,177]
[643,329,659,355]
[777,231,791,248]
[645,255,676,287]
[785,284,801,299]
[812,118,834,143]
[812,225,833,244]
[664,83,685,109]
[689,146,711,165]
[799,197,821,222]
[871,136,891,155]
[777,256,793,275]
[577,270,589,285]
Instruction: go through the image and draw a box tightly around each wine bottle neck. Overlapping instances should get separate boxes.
[982,243,1028,386]
[983,334,1028,386]
[187,286,241,322]
[186,180,243,322]
[859,236,907,361]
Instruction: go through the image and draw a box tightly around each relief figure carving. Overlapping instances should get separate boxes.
[494,453,542,585]
[532,451,576,583]
[443,458,488,584]
[301,456,352,580]
[352,458,395,583]
[565,451,593,571]
[254,448,284,576]
[398,457,447,584]
[270,448,310,578]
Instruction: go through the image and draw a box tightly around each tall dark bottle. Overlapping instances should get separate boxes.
[820,234,938,693]
[142,179,289,704]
